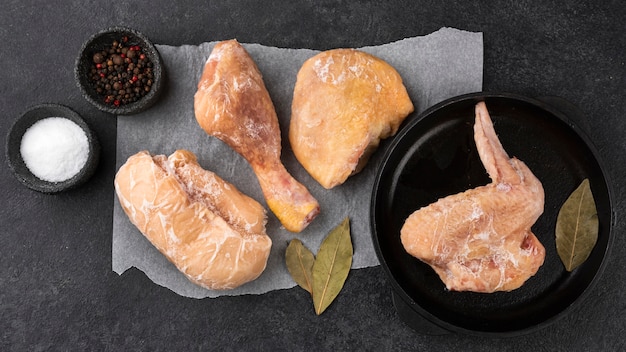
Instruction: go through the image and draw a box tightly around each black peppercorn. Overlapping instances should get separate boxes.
[88,37,155,107]
[112,54,123,65]
[93,53,104,64]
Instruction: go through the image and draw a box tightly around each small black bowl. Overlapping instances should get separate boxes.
[6,103,100,193]
[74,26,164,115]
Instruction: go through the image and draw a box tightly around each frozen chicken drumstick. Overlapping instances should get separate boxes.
[194,40,320,233]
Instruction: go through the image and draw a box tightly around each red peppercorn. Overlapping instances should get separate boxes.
[139,54,146,60]
[99,72,105,78]
[113,100,120,106]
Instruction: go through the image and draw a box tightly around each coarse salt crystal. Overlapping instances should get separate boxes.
[20,117,89,182]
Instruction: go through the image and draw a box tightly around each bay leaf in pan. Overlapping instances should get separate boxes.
[555,178,599,272]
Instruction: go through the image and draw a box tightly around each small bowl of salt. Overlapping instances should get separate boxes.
[6,103,100,193]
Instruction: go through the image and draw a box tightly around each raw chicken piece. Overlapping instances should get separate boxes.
[400,102,545,293]
[290,49,414,189]
[115,150,272,290]
[194,40,319,233]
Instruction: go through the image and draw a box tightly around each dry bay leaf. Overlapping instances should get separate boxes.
[312,217,352,315]
[285,239,315,293]
[555,178,599,272]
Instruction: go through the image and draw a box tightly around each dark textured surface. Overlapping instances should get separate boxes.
[1,1,625,351]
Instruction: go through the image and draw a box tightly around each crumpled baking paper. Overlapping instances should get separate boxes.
[112,27,483,298]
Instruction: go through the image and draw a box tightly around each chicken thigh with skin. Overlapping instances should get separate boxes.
[290,49,414,189]
[400,102,545,293]
[194,40,320,233]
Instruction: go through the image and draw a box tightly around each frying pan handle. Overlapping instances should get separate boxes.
[391,290,450,335]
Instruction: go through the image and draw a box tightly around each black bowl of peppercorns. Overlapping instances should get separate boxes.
[75,26,164,115]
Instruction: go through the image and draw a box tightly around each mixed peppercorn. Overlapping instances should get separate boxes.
[89,36,154,107]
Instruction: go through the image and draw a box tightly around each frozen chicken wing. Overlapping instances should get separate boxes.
[400,102,545,293]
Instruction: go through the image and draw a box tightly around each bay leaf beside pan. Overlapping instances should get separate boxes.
[285,239,315,293]
[312,217,352,315]
[285,217,353,315]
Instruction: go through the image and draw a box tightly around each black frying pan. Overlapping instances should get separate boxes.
[371,92,614,336]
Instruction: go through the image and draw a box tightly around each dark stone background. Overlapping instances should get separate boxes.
[1,1,624,350]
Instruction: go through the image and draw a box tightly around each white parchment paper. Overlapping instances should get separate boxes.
[112,27,483,298]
